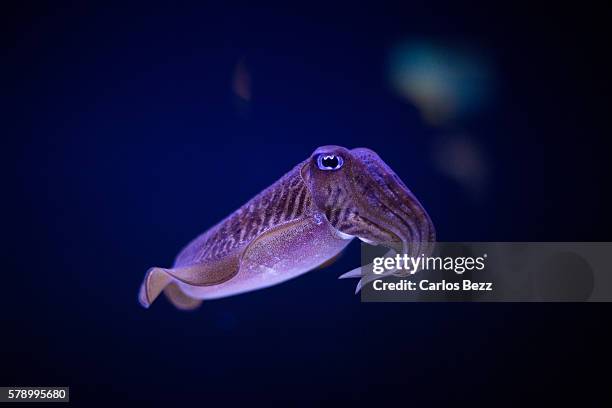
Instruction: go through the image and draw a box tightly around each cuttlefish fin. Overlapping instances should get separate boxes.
[163,282,203,311]
[139,267,173,308]
[138,255,240,308]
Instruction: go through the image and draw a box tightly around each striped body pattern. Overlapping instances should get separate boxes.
[175,160,313,266]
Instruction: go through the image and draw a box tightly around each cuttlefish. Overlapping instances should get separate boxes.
[139,145,435,310]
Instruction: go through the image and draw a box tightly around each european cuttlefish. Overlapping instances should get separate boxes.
[139,145,435,310]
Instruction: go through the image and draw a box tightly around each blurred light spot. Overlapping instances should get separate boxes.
[433,135,488,198]
[232,59,251,101]
[388,41,494,125]
[232,59,252,118]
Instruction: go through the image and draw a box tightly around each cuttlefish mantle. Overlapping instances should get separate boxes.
[139,145,435,310]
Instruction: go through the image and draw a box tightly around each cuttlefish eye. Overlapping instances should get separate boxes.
[316,154,344,170]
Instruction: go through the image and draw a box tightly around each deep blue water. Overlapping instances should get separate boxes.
[3,2,609,405]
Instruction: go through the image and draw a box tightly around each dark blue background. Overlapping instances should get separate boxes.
[3,2,610,406]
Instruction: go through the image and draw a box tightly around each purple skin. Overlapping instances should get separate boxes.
[139,145,435,310]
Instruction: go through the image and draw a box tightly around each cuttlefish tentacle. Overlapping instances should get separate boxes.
[139,145,435,309]
[338,247,401,294]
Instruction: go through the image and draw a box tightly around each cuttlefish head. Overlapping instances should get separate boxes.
[301,145,436,259]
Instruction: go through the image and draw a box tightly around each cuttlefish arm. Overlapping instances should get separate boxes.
[139,145,435,310]
[338,246,405,294]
